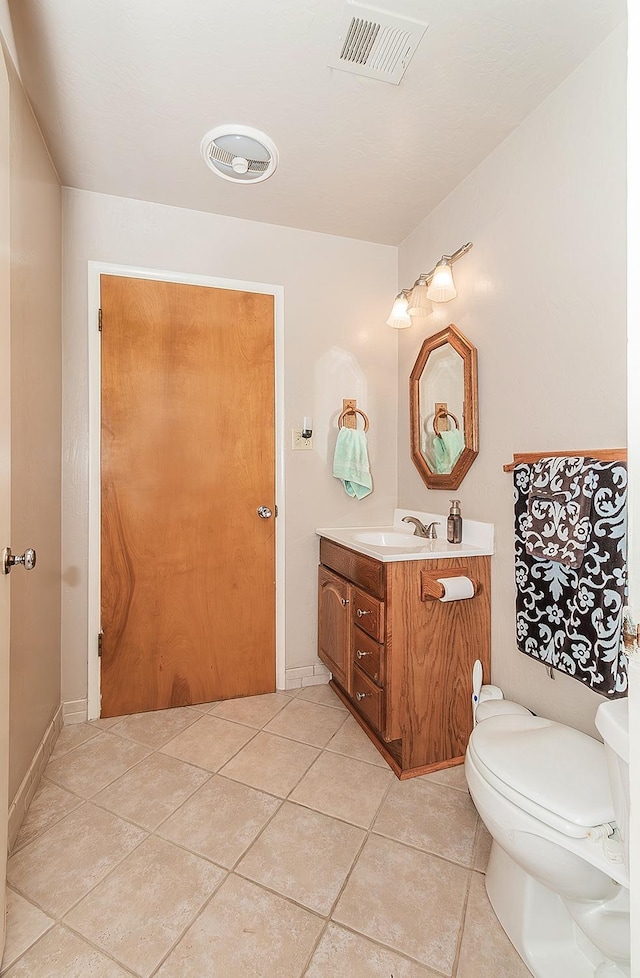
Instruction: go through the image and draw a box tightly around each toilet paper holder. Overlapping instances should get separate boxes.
[420,568,480,602]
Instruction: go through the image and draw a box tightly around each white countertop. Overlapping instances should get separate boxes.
[316,509,494,563]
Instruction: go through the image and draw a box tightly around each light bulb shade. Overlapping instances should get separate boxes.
[386,294,411,329]
[426,262,457,302]
[407,283,431,315]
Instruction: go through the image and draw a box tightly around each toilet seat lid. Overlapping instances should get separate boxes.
[470,714,615,829]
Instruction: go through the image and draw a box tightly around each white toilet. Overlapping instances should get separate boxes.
[465,696,630,978]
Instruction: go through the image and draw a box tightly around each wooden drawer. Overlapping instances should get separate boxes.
[352,665,385,733]
[319,538,385,600]
[351,587,384,642]
[351,624,384,687]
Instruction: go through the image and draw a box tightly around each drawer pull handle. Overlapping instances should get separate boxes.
[355,691,370,701]
[341,598,349,606]
[356,609,371,618]
[356,649,371,659]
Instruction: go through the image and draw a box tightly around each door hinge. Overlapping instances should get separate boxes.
[98,308,102,331]
[98,631,103,657]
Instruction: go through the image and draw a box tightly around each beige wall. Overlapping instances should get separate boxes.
[0,2,17,73]
[62,191,397,707]
[8,55,62,799]
[397,28,627,737]
[0,41,11,949]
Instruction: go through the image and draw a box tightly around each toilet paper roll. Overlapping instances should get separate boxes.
[436,576,475,601]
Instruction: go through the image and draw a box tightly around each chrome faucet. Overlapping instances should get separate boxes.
[402,516,439,539]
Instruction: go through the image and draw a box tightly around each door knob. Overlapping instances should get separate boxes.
[257,506,273,519]
[2,547,37,575]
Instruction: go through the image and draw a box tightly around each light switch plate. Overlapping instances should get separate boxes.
[292,427,313,450]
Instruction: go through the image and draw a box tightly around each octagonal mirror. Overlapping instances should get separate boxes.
[409,324,478,490]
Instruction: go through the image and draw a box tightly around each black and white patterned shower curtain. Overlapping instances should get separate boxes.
[513,458,627,698]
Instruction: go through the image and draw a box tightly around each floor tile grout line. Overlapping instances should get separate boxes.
[148,781,287,876]
[47,920,147,978]
[299,918,332,978]
[256,727,345,752]
[470,813,490,874]
[368,823,480,874]
[317,750,475,976]
[144,872,231,978]
[323,712,393,769]
[61,825,153,921]
[213,741,322,875]
[104,705,204,746]
[9,783,85,856]
[450,860,475,978]
[65,860,230,978]
[87,768,216,835]
[0,919,142,978]
[143,870,331,978]
[312,917,456,977]
[0,900,56,977]
[151,707,351,877]
[206,690,312,724]
[150,712,324,873]
[47,727,102,761]
[7,807,156,928]
[159,719,264,777]
[52,775,232,972]
[231,867,342,923]
[321,760,397,926]
[8,797,106,860]
[84,746,206,803]
[44,741,157,802]
[309,763,463,976]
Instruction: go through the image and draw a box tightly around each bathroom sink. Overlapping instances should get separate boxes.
[317,511,494,563]
[352,531,427,548]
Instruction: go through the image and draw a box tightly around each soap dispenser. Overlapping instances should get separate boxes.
[447,499,462,544]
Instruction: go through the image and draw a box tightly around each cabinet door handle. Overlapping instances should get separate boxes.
[355,691,370,701]
[356,649,371,659]
[356,609,371,618]
[341,598,349,606]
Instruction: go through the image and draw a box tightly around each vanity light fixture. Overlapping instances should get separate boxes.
[427,259,457,302]
[386,291,412,329]
[389,241,473,327]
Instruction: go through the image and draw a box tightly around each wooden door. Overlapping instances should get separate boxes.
[318,566,351,693]
[0,48,10,954]
[100,276,276,717]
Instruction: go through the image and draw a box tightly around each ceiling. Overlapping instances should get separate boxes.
[8,0,625,245]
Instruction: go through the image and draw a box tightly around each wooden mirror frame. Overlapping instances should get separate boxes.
[409,324,478,490]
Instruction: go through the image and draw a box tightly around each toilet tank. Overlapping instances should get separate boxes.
[595,698,629,870]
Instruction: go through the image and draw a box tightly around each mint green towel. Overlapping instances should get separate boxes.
[433,429,464,474]
[333,427,372,499]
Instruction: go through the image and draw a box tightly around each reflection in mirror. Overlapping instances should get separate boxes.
[409,324,478,490]
[419,345,465,474]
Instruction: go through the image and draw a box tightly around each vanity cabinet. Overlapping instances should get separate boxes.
[318,566,352,693]
[318,537,491,778]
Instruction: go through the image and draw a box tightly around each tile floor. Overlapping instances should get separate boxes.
[2,684,531,977]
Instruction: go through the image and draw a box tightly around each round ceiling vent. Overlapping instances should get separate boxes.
[200,125,279,184]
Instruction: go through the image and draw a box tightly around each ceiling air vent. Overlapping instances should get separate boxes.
[328,3,428,85]
[200,125,279,184]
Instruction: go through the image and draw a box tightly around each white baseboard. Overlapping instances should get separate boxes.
[284,661,330,691]
[8,704,63,852]
[63,699,88,724]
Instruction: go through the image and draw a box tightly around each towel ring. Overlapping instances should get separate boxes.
[338,407,370,432]
[432,408,459,436]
